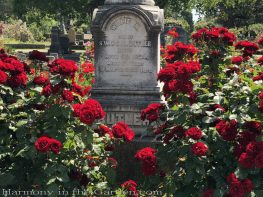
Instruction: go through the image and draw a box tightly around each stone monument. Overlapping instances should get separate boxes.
[49,26,62,55]
[91,0,163,137]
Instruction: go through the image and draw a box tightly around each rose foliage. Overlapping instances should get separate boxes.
[0,48,135,193]
[139,28,263,196]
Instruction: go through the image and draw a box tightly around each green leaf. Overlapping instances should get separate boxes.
[16,120,28,127]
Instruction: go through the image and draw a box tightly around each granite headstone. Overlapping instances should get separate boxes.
[91,0,164,136]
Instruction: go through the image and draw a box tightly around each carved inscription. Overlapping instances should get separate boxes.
[105,112,149,126]
[96,13,156,87]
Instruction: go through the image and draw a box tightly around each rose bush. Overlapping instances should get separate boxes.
[139,28,263,196]
[0,48,135,194]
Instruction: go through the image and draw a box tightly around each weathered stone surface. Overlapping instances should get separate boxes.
[91,2,163,136]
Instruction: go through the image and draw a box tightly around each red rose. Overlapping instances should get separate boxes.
[77,99,106,125]
[49,59,78,77]
[215,120,238,141]
[4,58,24,74]
[235,41,259,57]
[49,138,62,154]
[0,70,8,84]
[141,103,164,122]
[227,173,239,184]
[72,82,86,97]
[81,60,95,73]
[258,56,263,65]
[33,75,49,86]
[210,104,226,112]
[112,122,135,142]
[246,141,263,156]
[157,66,176,82]
[253,73,263,81]
[167,27,179,38]
[135,147,157,176]
[255,152,263,168]
[7,72,28,88]
[231,56,243,65]
[229,181,244,197]
[244,121,262,135]
[62,89,74,103]
[233,144,245,158]
[42,84,53,97]
[241,179,254,193]
[121,180,138,197]
[203,189,214,197]
[238,153,255,169]
[237,131,256,146]
[259,100,263,113]
[29,50,49,62]
[163,125,186,144]
[185,127,202,140]
[96,125,114,138]
[35,136,50,153]
[258,91,263,100]
[72,103,82,117]
[191,142,208,156]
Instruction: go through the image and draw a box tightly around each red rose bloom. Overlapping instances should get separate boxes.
[49,138,62,154]
[191,142,208,156]
[0,70,8,84]
[167,27,179,38]
[157,66,176,82]
[135,147,157,176]
[258,56,263,65]
[233,144,245,158]
[259,36,263,45]
[203,189,214,197]
[215,120,238,141]
[35,136,50,153]
[7,72,28,88]
[62,89,74,103]
[81,60,95,73]
[231,56,243,65]
[259,100,263,113]
[33,75,49,86]
[42,84,53,97]
[258,91,263,100]
[229,181,244,197]
[241,179,254,193]
[4,58,24,74]
[244,121,262,135]
[112,122,135,142]
[72,103,82,117]
[227,173,239,184]
[253,73,263,81]
[238,153,255,169]
[29,50,49,62]
[49,59,78,77]
[210,104,226,112]
[76,99,105,125]
[246,141,263,156]
[255,152,263,168]
[121,180,138,197]
[235,41,259,57]
[185,127,202,140]
[72,82,86,97]
[96,125,114,138]
[141,103,164,122]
